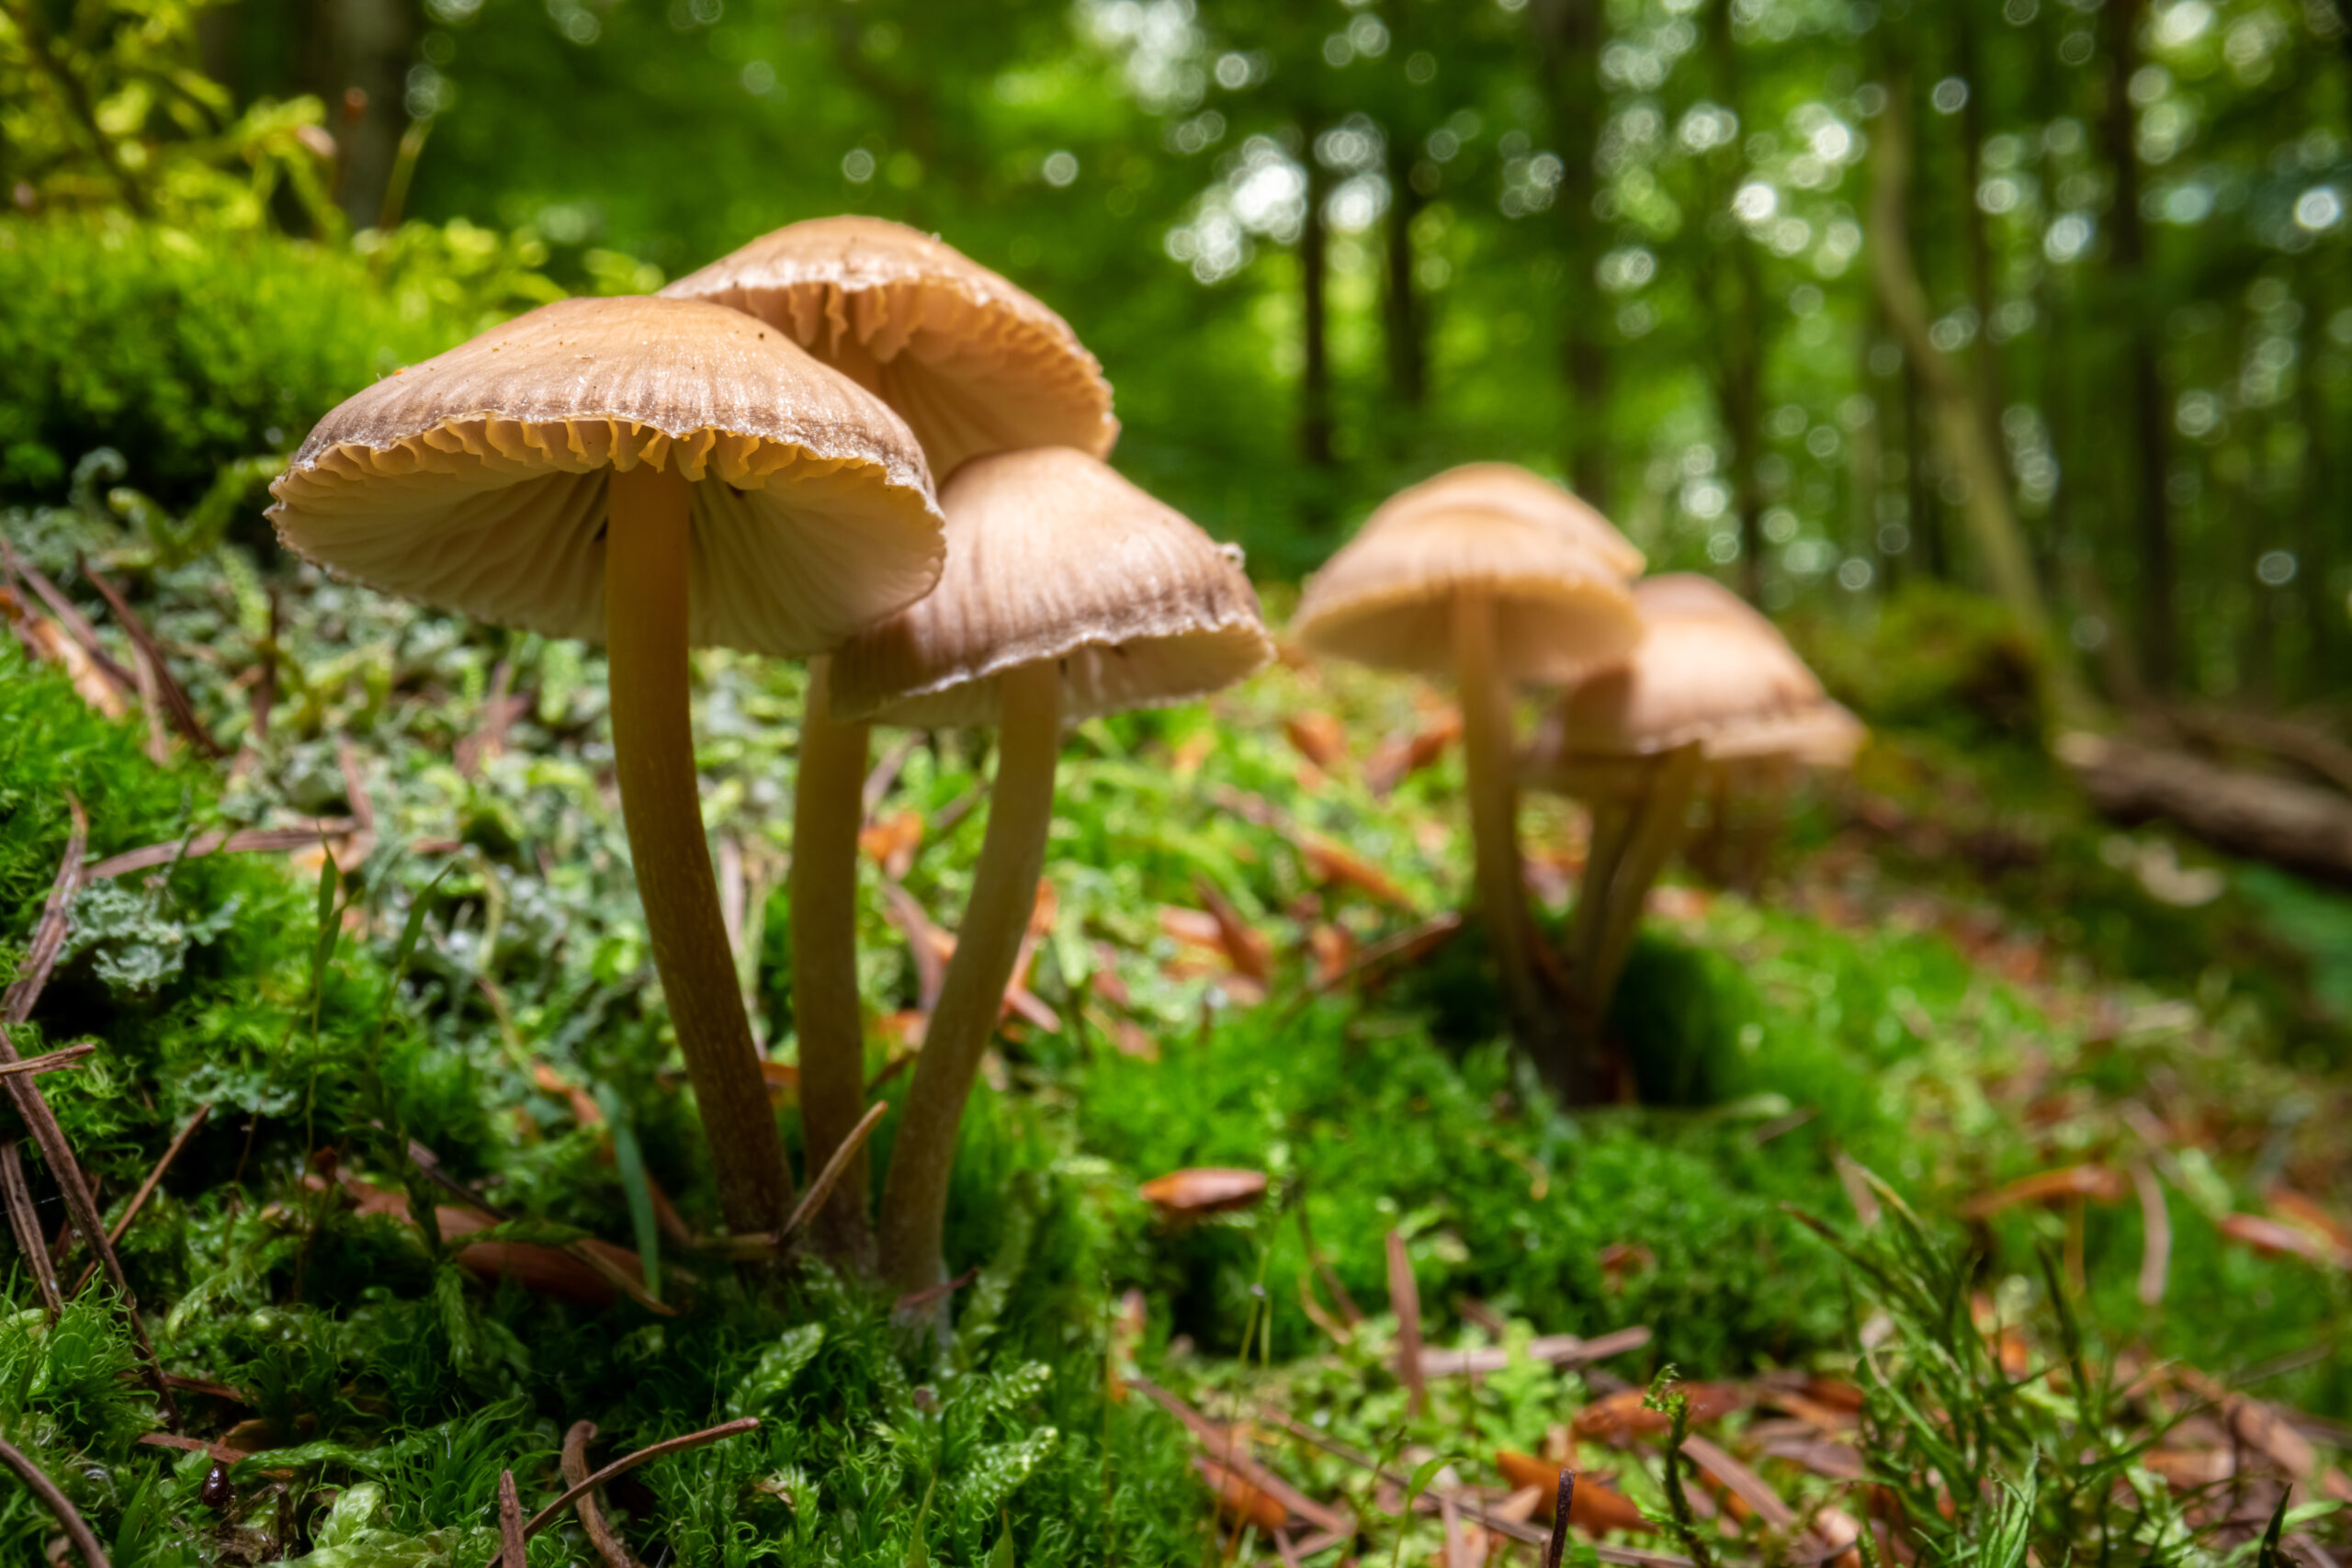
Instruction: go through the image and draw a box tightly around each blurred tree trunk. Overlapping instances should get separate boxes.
[1703,0,1765,603]
[1869,67,2082,722]
[1300,141,1336,526]
[2296,257,2336,698]
[1383,131,1426,410]
[1531,0,1609,502]
[304,0,417,231]
[2098,0,2178,691]
[1900,346,1943,578]
[1954,9,2007,458]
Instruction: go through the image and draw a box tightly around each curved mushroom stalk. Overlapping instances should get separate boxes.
[605,460,795,1238]
[877,662,1063,1298]
[1565,742,1704,1061]
[788,658,877,1270]
[1453,591,1587,1101]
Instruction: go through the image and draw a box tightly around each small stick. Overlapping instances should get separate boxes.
[79,558,224,757]
[1,1145,63,1314]
[0,1433,111,1567]
[0,542,135,692]
[0,1043,96,1078]
[778,1100,888,1252]
[83,821,361,882]
[562,1420,649,1568]
[72,1102,210,1295]
[1545,1470,1576,1568]
[1387,1229,1427,1419]
[0,802,176,1426]
[498,1470,526,1568]
[481,1417,762,1567]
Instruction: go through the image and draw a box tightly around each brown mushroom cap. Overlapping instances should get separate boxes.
[662,216,1117,477]
[1379,463,1645,578]
[1291,502,1641,684]
[828,446,1270,728]
[266,296,944,657]
[1538,574,1865,766]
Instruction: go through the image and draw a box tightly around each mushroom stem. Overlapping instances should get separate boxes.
[1453,592,1584,1100]
[1589,742,1704,1022]
[788,658,877,1270]
[878,660,1062,1297]
[1566,794,1635,1038]
[605,459,794,1238]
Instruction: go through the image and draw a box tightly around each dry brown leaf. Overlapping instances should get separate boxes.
[1139,1168,1268,1216]
[1493,1452,1656,1536]
[1960,1164,2131,1216]
[2218,1213,2352,1271]
[1307,924,1354,987]
[1298,832,1415,908]
[858,809,924,880]
[1364,705,1463,795]
[1283,710,1349,770]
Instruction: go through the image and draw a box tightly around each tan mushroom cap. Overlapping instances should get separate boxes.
[266,295,944,657]
[1291,503,1641,685]
[829,446,1270,728]
[662,216,1117,478]
[1539,574,1865,767]
[1381,463,1645,578]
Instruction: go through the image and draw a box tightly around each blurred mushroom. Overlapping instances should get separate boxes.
[1527,574,1863,1055]
[669,216,1116,1266]
[829,446,1270,1296]
[1375,463,1645,579]
[267,296,944,1238]
[1292,475,1641,1101]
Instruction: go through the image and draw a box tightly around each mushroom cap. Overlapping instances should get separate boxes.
[1291,502,1641,684]
[266,295,944,657]
[662,216,1117,477]
[828,446,1271,728]
[1536,575,1865,767]
[1380,462,1645,578]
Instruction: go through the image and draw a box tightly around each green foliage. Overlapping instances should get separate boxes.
[0,216,555,505]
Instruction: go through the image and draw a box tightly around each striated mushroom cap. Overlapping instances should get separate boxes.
[662,216,1117,477]
[829,446,1270,728]
[266,295,944,657]
[1379,462,1645,578]
[1292,501,1640,685]
[1534,573,1866,773]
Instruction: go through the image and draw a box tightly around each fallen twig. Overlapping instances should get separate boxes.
[0,1043,96,1079]
[1417,1325,1654,1378]
[0,1432,110,1567]
[1387,1229,1427,1419]
[72,1102,210,1295]
[0,541,136,693]
[0,799,177,1426]
[84,821,361,883]
[481,1417,762,1567]
[79,558,224,757]
[0,1145,63,1314]
[562,1421,649,1568]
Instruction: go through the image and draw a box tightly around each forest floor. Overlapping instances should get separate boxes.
[1,493,2348,1565]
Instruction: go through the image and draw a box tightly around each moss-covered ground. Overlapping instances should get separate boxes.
[2,491,2347,1563]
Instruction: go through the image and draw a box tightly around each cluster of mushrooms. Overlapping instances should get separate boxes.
[267,218,1272,1295]
[1294,468,1863,1104]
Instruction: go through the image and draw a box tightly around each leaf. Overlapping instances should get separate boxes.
[598,1084,662,1299]
[903,1470,938,1568]
[1402,1453,1449,1512]
[1137,1168,1267,1216]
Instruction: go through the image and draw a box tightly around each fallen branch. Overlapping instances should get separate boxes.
[83,821,359,882]
[79,558,225,757]
[2058,732,2352,884]
[498,1470,526,1568]
[0,1433,110,1567]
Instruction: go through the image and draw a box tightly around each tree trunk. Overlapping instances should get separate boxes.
[1868,66,2083,722]
[2099,0,2177,691]
[1955,8,2008,459]
[1300,141,1336,514]
[2295,257,2336,698]
[1707,0,1765,604]
[1383,134,1426,411]
[1532,0,1610,502]
[2060,732,2352,886]
[307,0,416,230]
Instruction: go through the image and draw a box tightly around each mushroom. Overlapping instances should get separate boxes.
[1528,573,1863,1050]
[1374,462,1646,579]
[826,446,1270,1295]
[1291,477,1642,1101]
[668,216,1116,1264]
[266,295,944,1239]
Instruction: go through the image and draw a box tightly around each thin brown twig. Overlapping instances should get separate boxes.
[779,1100,888,1252]
[0,1433,111,1566]
[72,1102,210,1295]
[0,542,136,692]
[0,799,178,1426]
[562,1421,650,1568]
[82,822,357,882]
[0,1144,63,1314]
[0,1043,96,1078]
[79,558,224,757]
[480,1417,762,1567]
